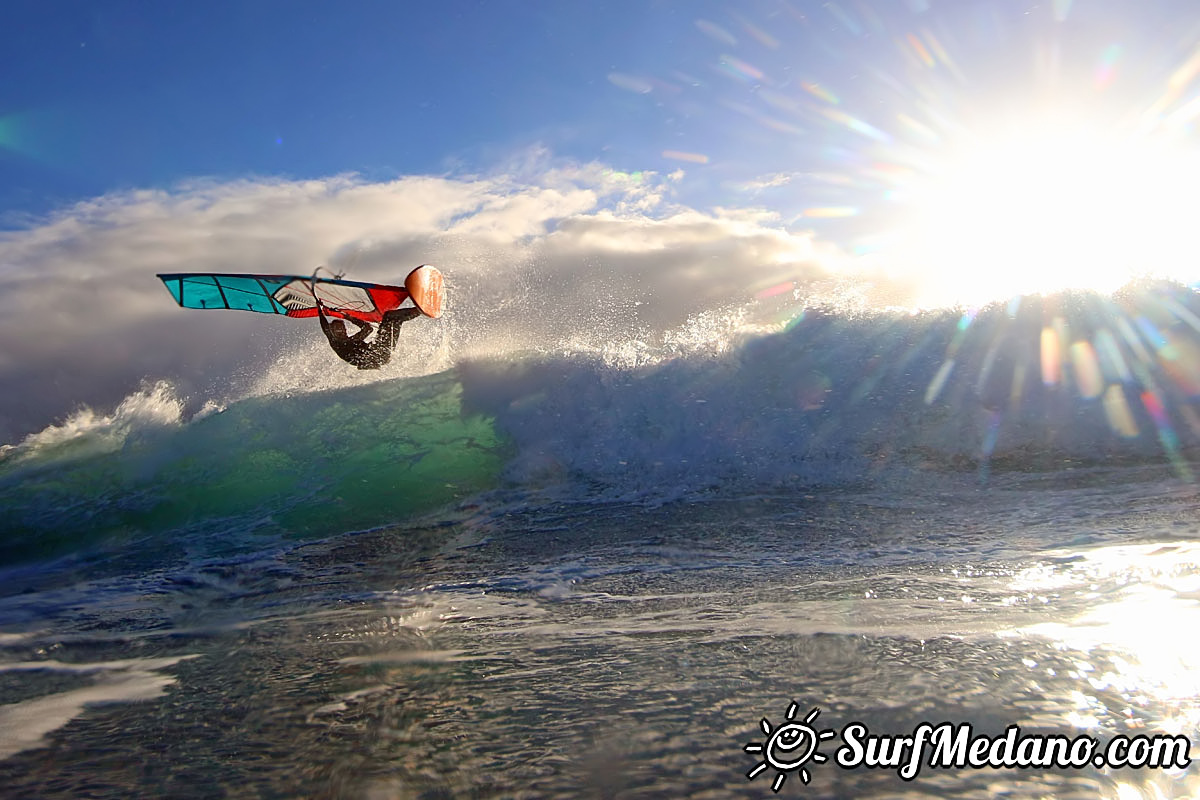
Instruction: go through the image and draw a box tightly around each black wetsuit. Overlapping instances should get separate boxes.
[319,306,422,370]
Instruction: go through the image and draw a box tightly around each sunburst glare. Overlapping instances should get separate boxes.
[885,118,1200,307]
[631,3,1200,309]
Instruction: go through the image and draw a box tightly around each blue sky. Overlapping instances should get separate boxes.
[5,0,1200,442]
[3,0,1196,225]
[1,1,708,218]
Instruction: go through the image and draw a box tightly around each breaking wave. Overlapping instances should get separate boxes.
[5,282,1200,568]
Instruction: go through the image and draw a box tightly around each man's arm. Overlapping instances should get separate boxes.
[345,317,374,343]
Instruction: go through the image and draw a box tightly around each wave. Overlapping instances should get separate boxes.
[0,371,506,568]
[5,283,1200,567]
[460,284,1200,494]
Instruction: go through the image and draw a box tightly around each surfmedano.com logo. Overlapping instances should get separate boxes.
[744,703,838,792]
[743,701,1192,793]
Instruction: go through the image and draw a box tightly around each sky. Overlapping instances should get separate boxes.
[5,0,1200,442]
[5,0,1197,221]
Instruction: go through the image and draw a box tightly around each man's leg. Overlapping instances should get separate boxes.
[379,307,422,349]
[382,307,423,323]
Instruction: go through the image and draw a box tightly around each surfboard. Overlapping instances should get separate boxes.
[405,265,445,319]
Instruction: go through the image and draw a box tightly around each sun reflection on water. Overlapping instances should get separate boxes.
[998,542,1200,797]
[1007,543,1200,739]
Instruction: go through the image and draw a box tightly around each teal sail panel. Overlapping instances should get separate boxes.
[158,274,294,315]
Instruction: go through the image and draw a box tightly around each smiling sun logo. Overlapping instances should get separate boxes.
[744,703,836,793]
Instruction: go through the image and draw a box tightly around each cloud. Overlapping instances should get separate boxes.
[726,172,793,193]
[0,158,888,443]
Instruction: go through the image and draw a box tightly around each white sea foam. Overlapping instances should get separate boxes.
[0,655,198,760]
[1,381,185,465]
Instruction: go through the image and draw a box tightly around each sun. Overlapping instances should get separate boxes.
[745,703,837,792]
[881,114,1200,307]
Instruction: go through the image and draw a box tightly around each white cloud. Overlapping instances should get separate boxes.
[725,172,793,193]
[0,158,893,442]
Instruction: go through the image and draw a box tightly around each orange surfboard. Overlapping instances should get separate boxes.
[405,265,445,319]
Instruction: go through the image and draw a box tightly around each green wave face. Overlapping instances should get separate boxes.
[0,371,507,565]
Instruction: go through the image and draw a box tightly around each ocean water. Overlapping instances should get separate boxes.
[3,285,1200,798]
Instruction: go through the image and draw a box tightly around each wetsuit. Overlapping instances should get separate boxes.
[319,305,423,370]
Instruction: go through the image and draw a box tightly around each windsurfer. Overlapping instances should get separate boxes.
[317,303,422,370]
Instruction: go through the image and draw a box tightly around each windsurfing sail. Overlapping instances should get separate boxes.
[157,273,411,323]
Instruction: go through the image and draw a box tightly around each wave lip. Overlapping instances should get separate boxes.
[0,381,185,468]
